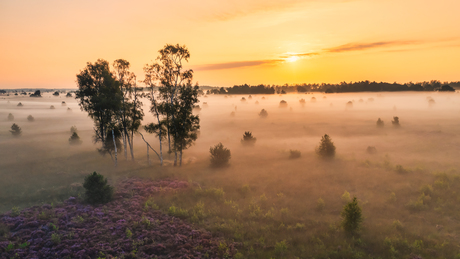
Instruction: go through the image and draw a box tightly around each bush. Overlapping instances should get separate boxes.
[279,100,288,108]
[83,172,113,205]
[50,105,55,109]
[341,197,363,235]
[299,98,306,104]
[27,115,34,122]
[30,90,41,97]
[316,134,336,158]
[17,102,23,107]
[210,143,231,167]
[241,131,257,146]
[70,125,78,134]
[289,149,301,159]
[376,118,384,127]
[10,123,21,137]
[366,146,376,154]
[259,109,268,118]
[66,92,72,97]
[7,113,14,121]
[61,101,66,106]
[392,117,400,127]
[311,97,316,102]
[69,132,82,145]
[346,101,353,108]
[316,198,325,211]
[53,91,59,96]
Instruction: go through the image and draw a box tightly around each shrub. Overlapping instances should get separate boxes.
[30,90,41,97]
[83,172,113,205]
[395,165,409,174]
[341,197,363,235]
[61,101,66,106]
[299,98,306,104]
[10,123,22,137]
[316,198,325,211]
[274,240,288,255]
[7,113,14,121]
[53,91,59,96]
[17,102,23,107]
[376,118,384,127]
[289,149,301,159]
[259,109,268,118]
[316,134,336,158]
[241,131,256,146]
[51,233,61,244]
[346,101,353,108]
[240,97,246,102]
[366,146,377,154]
[66,92,72,97]
[50,105,55,109]
[311,97,316,102]
[210,142,231,167]
[392,116,400,127]
[67,107,72,112]
[341,191,351,203]
[279,100,288,108]
[27,115,35,122]
[69,132,82,145]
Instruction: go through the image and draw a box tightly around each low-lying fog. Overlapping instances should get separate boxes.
[1,91,460,212]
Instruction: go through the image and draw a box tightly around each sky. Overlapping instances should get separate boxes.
[0,0,459,89]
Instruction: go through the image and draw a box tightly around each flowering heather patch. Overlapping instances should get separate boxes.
[0,178,237,258]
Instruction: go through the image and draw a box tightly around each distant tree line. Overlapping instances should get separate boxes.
[206,80,458,94]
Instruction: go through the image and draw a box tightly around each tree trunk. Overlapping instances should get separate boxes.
[179,149,182,166]
[112,129,117,167]
[130,131,134,160]
[147,143,150,166]
[123,129,128,160]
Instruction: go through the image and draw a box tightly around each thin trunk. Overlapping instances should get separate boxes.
[179,150,182,166]
[112,129,117,167]
[130,130,134,160]
[147,143,150,166]
[123,131,128,160]
[167,114,171,156]
[151,88,163,166]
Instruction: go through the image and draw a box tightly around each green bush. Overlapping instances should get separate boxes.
[210,142,231,167]
[83,172,113,205]
[316,134,336,158]
[341,197,363,235]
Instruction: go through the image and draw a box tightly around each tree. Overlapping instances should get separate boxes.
[241,131,257,146]
[30,90,41,97]
[316,134,336,158]
[10,123,21,137]
[7,113,14,121]
[27,115,34,122]
[69,132,82,145]
[66,92,73,97]
[376,118,384,127]
[53,91,59,96]
[210,143,231,167]
[75,59,123,161]
[392,117,400,127]
[259,109,268,118]
[83,172,113,205]
[341,197,363,235]
[145,44,198,166]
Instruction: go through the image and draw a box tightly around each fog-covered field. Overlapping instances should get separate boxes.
[2,91,460,258]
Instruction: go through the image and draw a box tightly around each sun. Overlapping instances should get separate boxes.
[286,56,299,62]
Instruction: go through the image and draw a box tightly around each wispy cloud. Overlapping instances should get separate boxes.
[280,52,319,58]
[324,40,421,53]
[194,59,283,71]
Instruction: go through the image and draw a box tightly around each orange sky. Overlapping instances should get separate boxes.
[1,0,459,89]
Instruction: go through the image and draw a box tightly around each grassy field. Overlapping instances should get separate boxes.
[1,91,460,258]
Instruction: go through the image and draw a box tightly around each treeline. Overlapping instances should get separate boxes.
[207,80,458,94]
[75,44,199,167]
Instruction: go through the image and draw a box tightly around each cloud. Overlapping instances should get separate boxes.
[325,41,421,53]
[280,52,319,58]
[194,59,283,71]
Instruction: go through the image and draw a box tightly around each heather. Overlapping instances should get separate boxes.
[0,178,236,258]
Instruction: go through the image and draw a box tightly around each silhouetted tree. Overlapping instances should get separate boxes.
[66,92,73,97]
[70,125,78,134]
[392,117,400,127]
[30,90,41,97]
[17,102,23,107]
[7,113,14,121]
[316,134,336,158]
[259,109,268,118]
[279,100,288,108]
[241,131,257,146]
[376,118,384,127]
[53,91,59,96]
[27,115,34,122]
[69,132,82,145]
[210,142,231,167]
[83,172,113,205]
[10,123,21,137]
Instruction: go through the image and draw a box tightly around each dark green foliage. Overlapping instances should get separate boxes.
[210,143,231,167]
[30,90,41,97]
[289,149,301,159]
[10,123,21,137]
[7,113,14,121]
[316,134,336,158]
[259,109,268,118]
[392,117,400,127]
[83,172,113,205]
[27,115,34,122]
[241,131,256,146]
[341,197,363,235]
[69,132,82,145]
[376,118,384,127]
